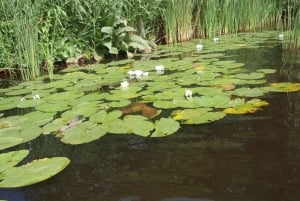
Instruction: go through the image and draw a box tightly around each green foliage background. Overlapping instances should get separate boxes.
[0,0,298,80]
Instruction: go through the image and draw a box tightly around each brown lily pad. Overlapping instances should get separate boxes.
[120,102,160,118]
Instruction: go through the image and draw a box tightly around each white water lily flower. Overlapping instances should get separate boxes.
[134,70,144,78]
[155,65,164,72]
[32,94,40,100]
[185,89,193,99]
[142,71,149,77]
[127,70,136,79]
[120,80,129,88]
[213,37,219,43]
[196,44,203,50]
[278,34,284,40]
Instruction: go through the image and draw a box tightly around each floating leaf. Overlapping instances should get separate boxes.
[0,124,42,144]
[124,115,154,137]
[36,102,71,113]
[223,99,269,114]
[108,100,131,108]
[17,98,43,108]
[172,97,202,108]
[0,96,20,111]
[89,110,122,124]
[0,150,29,172]
[60,122,106,145]
[102,119,128,134]
[257,68,276,74]
[42,118,69,135]
[23,111,55,126]
[0,137,23,151]
[0,157,70,188]
[232,87,266,97]
[45,91,84,102]
[172,108,226,124]
[196,95,231,108]
[151,118,180,137]
[266,82,300,92]
[235,72,265,80]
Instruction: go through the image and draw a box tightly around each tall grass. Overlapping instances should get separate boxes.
[0,0,42,80]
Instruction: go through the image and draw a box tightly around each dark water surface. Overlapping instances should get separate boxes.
[1,42,300,201]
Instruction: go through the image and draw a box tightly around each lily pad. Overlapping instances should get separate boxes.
[0,96,20,111]
[42,118,70,135]
[232,87,266,97]
[0,157,70,188]
[151,118,180,137]
[36,102,71,113]
[60,122,106,145]
[124,115,154,137]
[102,119,128,134]
[0,150,29,172]
[265,82,300,92]
[17,98,44,108]
[235,72,265,80]
[196,95,231,108]
[23,111,55,126]
[0,137,23,151]
[44,91,84,102]
[223,99,269,114]
[257,68,276,74]
[172,108,226,124]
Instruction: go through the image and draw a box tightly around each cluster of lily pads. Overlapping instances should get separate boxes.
[0,31,300,188]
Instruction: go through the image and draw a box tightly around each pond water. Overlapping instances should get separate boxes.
[1,34,300,201]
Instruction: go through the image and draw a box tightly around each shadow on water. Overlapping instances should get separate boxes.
[1,42,300,201]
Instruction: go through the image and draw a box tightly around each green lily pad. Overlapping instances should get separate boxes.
[95,110,123,123]
[45,91,84,102]
[60,122,106,145]
[5,88,32,96]
[0,150,29,172]
[106,87,142,101]
[172,108,226,124]
[0,157,70,188]
[23,111,55,126]
[17,98,44,108]
[196,95,231,108]
[36,102,71,113]
[124,115,154,137]
[34,80,73,90]
[257,68,276,74]
[172,97,203,108]
[62,102,99,118]
[235,72,265,80]
[0,137,23,151]
[0,96,20,111]
[0,123,42,144]
[232,87,266,97]
[153,100,177,109]
[42,118,70,135]
[102,119,128,134]
[108,100,131,108]
[151,118,180,137]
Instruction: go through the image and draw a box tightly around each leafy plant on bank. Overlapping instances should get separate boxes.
[97,13,155,57]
